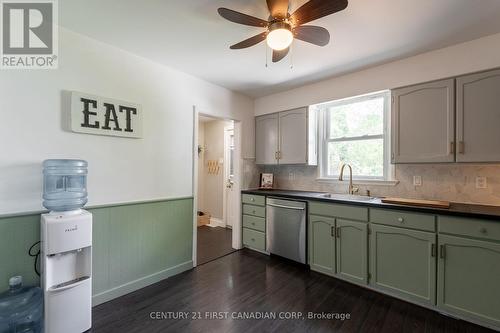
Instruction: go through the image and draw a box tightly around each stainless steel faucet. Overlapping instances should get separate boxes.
[339,163,359,195]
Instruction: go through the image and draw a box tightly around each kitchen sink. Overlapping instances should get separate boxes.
[317,193,377,202]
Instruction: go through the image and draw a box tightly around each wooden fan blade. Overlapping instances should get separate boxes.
[230,32,267,49]
[266,0,289,19]
[293,25,330,46]
[272,47,289,62]
[290,0,348,26]
[218,8,268,27]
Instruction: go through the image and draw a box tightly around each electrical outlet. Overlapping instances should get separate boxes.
[288,172,295,181]
[413,175,422,186]
[476,176,487,189]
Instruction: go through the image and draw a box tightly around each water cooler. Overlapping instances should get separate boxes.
[40,160,92,333]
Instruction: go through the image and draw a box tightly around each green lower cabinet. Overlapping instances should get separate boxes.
[242,228,266,251]
[335,219,368,285]
[369,224,436,306]
[309,215,335,276]
[437,234,500,328]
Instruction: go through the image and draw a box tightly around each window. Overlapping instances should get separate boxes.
[315,91,392,181]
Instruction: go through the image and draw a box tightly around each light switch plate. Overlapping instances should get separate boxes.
[413,176,422,186]
[476,176,487,189]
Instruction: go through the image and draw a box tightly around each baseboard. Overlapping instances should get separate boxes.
[92,260,193,306]
[208,217,225,228]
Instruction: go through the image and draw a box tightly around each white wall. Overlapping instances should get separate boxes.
[255,32,500,115]
[0,28,254,215]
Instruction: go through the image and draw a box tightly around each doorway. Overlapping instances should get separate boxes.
[195,115,238,265]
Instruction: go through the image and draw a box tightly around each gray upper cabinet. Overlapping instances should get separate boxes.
[279,108,308,164]
[456,69,500,162]
[392,79,455,163]
[255,113,279,165]
[255,107,317,165]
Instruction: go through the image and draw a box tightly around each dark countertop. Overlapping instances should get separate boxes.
[242,189,500,221]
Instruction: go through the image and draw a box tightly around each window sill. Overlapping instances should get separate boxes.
[316,178,399,186]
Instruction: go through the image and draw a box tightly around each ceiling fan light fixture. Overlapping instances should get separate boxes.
[266,22,293,51]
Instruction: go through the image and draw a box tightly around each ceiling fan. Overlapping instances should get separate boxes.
[218,0,348,63]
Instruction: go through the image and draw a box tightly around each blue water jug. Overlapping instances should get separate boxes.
[42,159,88,212]
[0,276,43,333]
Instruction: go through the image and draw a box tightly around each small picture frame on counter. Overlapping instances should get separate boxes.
[259,173,274,189]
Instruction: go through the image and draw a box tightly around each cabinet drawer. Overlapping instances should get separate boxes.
[242,204,266,218]
[439,216,500,242]
[370,208,435,232]
[243,215,266,232]
[243,228,266,251]
[309,202,368,221]
[242,194,265,206]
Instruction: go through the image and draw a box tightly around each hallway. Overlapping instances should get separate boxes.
[197,226,235,265]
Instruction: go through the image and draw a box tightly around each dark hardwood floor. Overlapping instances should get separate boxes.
[197,226,235,265]
[91,250,495,333]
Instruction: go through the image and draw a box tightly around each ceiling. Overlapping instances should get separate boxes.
[60,0,500,97]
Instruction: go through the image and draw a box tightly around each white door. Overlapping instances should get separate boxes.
[224,127,236,228]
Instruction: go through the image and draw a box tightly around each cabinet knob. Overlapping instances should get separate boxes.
[398,217,404,223]
[252,210,256,214]
[479,227,487,234]
[251,238,255,242]
[251,222,255,225]
[250,198,255,202]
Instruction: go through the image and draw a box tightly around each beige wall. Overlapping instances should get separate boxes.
[197,121,206,213]
[248,32,500,206]
[198,120,232,219]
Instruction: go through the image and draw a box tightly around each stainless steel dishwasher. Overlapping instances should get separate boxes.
[266,197,307,264]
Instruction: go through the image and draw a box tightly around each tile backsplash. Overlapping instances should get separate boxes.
[242,159,261,190]
[245,162,500,206]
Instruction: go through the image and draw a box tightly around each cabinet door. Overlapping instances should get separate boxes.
[279,108,307,164]
[309,215,335,276]
[370,224,436,305]
[392,79,455,163]
[437,235,500,327]
[335,219,367,285]
[456,69,500,162]
[255,114,279,165]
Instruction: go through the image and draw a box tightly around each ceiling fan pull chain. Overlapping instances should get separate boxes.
[290,42,294,69]
[265,44,268,68]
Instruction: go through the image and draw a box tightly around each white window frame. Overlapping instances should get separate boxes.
[316,90,396,184]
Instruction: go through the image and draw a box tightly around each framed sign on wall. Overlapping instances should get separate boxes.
[70,91,143,138]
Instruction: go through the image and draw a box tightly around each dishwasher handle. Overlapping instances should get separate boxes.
[267,203,305,211]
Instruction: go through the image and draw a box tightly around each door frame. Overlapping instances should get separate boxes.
[223,126,235,228]
[192,106,242,267]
